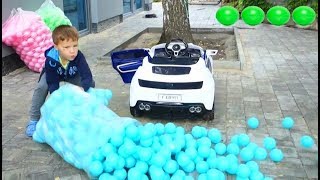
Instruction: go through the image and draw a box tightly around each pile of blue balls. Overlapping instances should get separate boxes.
[33,84,315,180]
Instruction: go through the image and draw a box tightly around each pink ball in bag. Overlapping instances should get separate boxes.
[2,8,53,72]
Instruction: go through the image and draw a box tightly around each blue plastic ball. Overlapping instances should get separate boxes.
[139,126,154,140]
[176,126,185,135]
[99,173,113,180]
[246,161,259,172]
[247,117,260,129]
[160,134,172,145]
[238,134,250,147]
[172,169,186,178]
[183,161,195,173]
[207,157,218,169]
[150,153,166,167]
[115,157,126,170]
[104,89,113,100]
[214,143,227,155]
[192,126,204,138]
[148,165,166,180]
[125,156,137,168]
[208,149,217,159]
[226,162,238,175]
[92,149,104,161]
[140,138,153,147]
[88,161,104,177]
[226,154,238,164]
[163,159,178,174]
[113,169,127,180]
[196,160,209,174]
[198,145,211,158]
[185,147,198,160]
[110,134,124,147]
[207,128,222,143]
[103,160,114,173]
[300,135,314,148]
[240,147,254,162]
[216,156,229,172]
[254,147,268,160]
[282,116,295,129]
[197,137,212,147]
[198,173,208,180]
[135,161,149,174]
[237,164,251,178]
[128,167,142,180]
[269,148,284,162]
[176,152,192,167]
[246,142,258,152]
[155,123,165,135]
[231,134,239,144]
[126,124,139,140]
[250,171,264,180]
[106,152,119,168]
[207,169,222,179]
[194,155,204,164]
[122,139,137,155]
[263,137,277,150]
[151,141,162,153]
[227,143,240,155]
[165,122,176,134]
[138,147,153,162]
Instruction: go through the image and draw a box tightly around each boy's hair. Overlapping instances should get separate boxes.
[52,25,79,45]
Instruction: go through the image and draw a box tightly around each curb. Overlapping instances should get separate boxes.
[101,27,245,70]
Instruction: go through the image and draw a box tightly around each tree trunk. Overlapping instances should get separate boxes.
[159,0,194,44]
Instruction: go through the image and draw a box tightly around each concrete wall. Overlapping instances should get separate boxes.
[2,0,63,57]
[90,0,123,24]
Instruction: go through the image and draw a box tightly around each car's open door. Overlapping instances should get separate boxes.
[111,49,149,83]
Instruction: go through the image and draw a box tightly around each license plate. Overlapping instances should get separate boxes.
[158,94,182,102]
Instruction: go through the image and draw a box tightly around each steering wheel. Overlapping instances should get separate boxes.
[165,38,188,57]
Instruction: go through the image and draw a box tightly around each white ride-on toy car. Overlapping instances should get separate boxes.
[111,39,217,120]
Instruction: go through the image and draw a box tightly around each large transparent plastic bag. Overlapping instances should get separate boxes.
[32,84,139,179]
[2,8,53,72]
[36,0,72,31]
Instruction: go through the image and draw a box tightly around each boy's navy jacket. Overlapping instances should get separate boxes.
[44,46,93,94]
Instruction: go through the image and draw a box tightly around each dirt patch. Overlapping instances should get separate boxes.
[122,32,238,61]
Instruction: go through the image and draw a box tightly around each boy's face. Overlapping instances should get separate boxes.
[54,39,79,61]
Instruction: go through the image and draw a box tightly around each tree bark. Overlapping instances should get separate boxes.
[159,0,194,44]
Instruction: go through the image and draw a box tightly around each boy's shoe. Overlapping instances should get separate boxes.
[25,120,38,137]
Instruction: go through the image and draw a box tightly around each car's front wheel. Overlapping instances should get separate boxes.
[130,106,143,117]
[203,103,214,120]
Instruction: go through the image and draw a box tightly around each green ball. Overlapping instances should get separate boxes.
[267,6,290,26]
[241,6,265,26]
[216,6,239,26]
[292,6,316,26]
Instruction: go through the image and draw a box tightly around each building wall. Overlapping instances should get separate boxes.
[90,0,123,23]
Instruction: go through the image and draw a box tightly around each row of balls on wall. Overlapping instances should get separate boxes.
[216,5,317,27]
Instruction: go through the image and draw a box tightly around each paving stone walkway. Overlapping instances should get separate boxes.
[2,2,318,180]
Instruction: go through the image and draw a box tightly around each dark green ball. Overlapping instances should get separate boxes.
[292,6,316,26]
[216,6,239,26]
[267,6,290,26]
[241,6,265,26]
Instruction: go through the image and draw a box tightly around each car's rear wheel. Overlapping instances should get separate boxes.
[203,103,214,120]
[130,106,143,117]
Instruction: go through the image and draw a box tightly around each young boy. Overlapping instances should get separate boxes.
[25,25,95,137]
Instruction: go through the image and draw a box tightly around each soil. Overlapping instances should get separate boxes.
[122,32,238,61]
